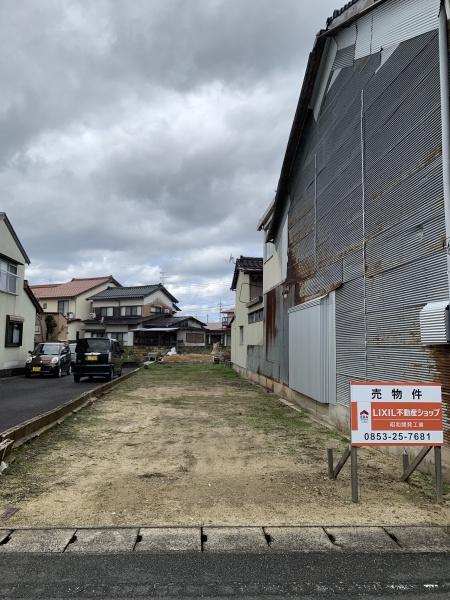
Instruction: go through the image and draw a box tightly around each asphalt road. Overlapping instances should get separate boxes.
[0,552,449,599]
[0,369,133,432]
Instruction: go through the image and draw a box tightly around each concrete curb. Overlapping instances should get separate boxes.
[0,525,449,553]
[0,368,140,451]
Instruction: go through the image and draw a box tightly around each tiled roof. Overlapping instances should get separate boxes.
[204,322,226,331]
[143,315,206,328]
[84,316,157,326]
[89,284,159,299]
[231,256,263,291]
[30,276,119,299]
[89,284,179,304]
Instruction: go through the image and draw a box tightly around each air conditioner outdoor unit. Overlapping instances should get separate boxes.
[89,312,97,319]
[420,301,450,344]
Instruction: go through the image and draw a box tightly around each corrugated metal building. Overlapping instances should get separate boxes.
[238,0,450,473]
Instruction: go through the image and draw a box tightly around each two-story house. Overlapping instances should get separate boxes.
[30,276,120,341]
[84,284,181,346]
[230,257,263,369]
[0,213,41,376]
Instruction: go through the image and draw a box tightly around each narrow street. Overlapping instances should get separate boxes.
[0,369,133,432]
[0,364,448,527]
[1,552,449,599]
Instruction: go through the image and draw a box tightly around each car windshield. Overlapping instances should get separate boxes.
[34,343,61,356]
[75,338,110,353]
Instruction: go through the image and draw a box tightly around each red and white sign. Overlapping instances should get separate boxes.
[351,382,443,446]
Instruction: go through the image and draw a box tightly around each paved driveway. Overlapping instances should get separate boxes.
[0,369,132,432]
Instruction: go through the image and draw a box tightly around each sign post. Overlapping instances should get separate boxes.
[350,381,444,503]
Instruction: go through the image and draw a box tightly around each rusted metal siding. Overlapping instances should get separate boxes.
[258,285,291,384]
[283,29,449,442]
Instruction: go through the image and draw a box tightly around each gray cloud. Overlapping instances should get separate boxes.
[0,0,338,317]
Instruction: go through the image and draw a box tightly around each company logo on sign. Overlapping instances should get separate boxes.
[359,409,369,423]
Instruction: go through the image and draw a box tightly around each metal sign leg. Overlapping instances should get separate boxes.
[434,446,443,504]
[351,446,358,503]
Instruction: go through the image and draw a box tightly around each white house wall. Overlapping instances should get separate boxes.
[0,221,36,372]
[263,205,288,294]
[231,271,250,369]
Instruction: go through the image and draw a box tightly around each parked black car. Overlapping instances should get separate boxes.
[25,342,72,378]
[73,337,123,383]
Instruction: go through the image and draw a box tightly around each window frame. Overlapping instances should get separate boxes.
[57,299,70,316]
[0,260,19,294]
[5,315,23,347]
[120,305,142,317]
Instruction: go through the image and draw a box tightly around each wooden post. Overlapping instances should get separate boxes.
[401,446,432,482]
[351,446,358,503]
[402,450,409,482]
[434,446,443,504]
[327,449,334,479]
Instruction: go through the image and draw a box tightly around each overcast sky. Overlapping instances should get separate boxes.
[2,0,338,320]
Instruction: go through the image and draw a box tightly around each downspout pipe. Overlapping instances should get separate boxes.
[438,2,450,294]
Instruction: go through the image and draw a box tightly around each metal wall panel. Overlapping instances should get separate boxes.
[336,23,357,50]
[289,293,336,404]
[333,45,356,69]
[355,0,440,60]
[355,13,373,60]
[255,25,449,440]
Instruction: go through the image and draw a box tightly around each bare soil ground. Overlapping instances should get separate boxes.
[161,353,214,363]
[0,364,448,526]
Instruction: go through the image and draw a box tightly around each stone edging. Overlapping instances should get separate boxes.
[0,525,449,553]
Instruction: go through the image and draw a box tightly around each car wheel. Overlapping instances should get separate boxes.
[73,374,81,383]
[55,366,62,378]
[25,371,31,378]
[106,367,114,381]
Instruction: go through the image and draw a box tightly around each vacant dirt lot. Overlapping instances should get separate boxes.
[0,364,448,526]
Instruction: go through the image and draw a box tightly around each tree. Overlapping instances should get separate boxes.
[45,314,57,341]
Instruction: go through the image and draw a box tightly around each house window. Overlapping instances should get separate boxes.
[111,332,127,344]
[57,300,70,316]
[120,306,142,316]
[264,242,274,262]
[248,308,264,324]
[186,332,205,343]
[0,261,18,294]
[239,326,244,345]
[5,315,23,347]
[98,307,113,317]
[150,306,163,313]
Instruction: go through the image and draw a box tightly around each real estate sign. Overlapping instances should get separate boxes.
[351,382,443,446]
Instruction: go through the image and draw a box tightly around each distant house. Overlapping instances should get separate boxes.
[0,213,42,376]
[85,284,181,346]
[132,315,206,348]
[203,307,234,347]
[30,276,120,341]
[230,257,263,369]
[204,321,231,347]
